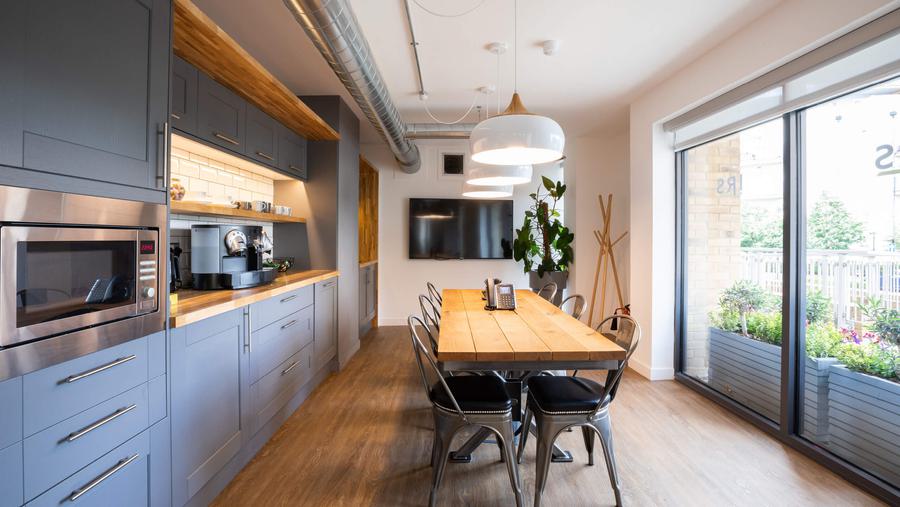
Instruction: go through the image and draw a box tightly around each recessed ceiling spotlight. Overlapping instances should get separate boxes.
[542,40,561,56]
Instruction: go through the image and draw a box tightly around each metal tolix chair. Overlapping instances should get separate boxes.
[517,314,641,507]
[407,315,523,507]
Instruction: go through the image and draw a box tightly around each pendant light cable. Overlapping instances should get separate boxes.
[412,0,485,18]
[423,92,480,125]
[513,0,518,93]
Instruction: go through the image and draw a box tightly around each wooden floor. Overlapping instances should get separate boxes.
[212,326,884,507]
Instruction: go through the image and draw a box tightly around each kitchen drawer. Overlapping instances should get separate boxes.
[0,376,23,449]
[250,285,313,332]
[0,442,23,507]
[23,336,149,436]
[24,384,149,500]
[250,305,314,384]
[251,346,311,435]
[26,431,149,507]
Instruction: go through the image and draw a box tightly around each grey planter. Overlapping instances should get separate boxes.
[802,357,838,445]
[528,270,568,306]
[708,328,781,421]
[826,365,900,486]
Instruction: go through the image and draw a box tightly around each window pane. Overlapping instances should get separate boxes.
[682,118,784,422]
[800,76,900,486]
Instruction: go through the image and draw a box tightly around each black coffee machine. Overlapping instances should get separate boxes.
[190,224,276,290]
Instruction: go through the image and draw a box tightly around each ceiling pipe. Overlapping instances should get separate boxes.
[283,0,421,173]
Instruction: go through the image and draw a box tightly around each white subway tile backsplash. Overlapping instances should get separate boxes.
[207,182,225,197]
[216,170,233,186]
[189,153,209,166]
[171,146,190,159]
[178,160,200,178]
[207,158,225,171]
[189,178,208,193]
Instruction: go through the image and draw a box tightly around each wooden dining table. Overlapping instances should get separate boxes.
[437,288,627,462]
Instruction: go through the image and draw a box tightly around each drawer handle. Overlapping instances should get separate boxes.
[280,294,298,303]
[62,355,137,384]
[68,454,140,502]
[213,131,240,146]
[281,319,298,330]
[281,361,301,376]
[289,164,302,172]
[64,405,137,443]
[170,112,182,120]
[255,151,274,161]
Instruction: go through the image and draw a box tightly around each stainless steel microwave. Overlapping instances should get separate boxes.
[0,186,166,380]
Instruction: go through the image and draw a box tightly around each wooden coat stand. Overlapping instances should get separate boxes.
[588,194,628,327]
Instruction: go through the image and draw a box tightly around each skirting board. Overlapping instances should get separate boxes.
[629,357,675,381]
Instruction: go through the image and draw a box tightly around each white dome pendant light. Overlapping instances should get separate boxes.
[466,162,533,186]
[462,182,513,198]
[469,0,565,166]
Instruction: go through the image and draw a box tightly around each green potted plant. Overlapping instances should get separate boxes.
[513,177,574,303]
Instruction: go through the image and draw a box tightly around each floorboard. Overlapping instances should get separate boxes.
[212,326,885,506]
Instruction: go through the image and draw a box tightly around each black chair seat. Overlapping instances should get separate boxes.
[431,375,512,413]
[527,375,605,414]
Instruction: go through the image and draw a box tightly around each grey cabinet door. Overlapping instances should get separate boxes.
[170,309,249,506]
[314,279,338,370]
[171,56,198,135]
[12,0,169,197]
[366,265,377,320]
[245,105,278,166]
[198,73,246,153]
[0,3,24,169]
[276,124,308,180]
[358,266,368,326]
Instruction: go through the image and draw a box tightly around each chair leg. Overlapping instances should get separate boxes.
[593,413,623,507]
[516,407,533,464]
[533,421,557,507]
[488,423,524,507]
[581,425,595,466]
[430,415,461,507]
[497,437,506,462]
[430,430,441,468]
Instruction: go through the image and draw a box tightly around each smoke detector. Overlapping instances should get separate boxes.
[542,40,561,56]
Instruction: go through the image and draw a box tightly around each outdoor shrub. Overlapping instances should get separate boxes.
[833,340,899,381]
[805,322,843,358]
[718,280,772,336]
[708,309,741,333]
[745,311,782,345]
[859,296,900,348]
[805,290,831,325]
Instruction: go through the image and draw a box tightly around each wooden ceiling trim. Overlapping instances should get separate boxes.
[173,0,340,141]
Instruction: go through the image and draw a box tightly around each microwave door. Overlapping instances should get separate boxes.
[0,226,143,347]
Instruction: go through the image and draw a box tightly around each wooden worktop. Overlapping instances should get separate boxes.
[170,270,339,328]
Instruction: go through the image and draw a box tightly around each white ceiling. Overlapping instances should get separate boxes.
[193,0,783,144]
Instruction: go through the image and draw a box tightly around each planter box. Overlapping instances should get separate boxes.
[826,365,900,486]
[708,328,781,421]
[802,357,838,445]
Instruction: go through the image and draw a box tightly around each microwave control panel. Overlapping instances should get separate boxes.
[138,230,159,312]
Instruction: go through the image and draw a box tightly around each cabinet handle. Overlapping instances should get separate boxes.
[170,113,182,120]
[62,355,136,384]
[244,307,252,353]
[214,131,240,146]
[281,360,301,376]
[255,151,274,161]
[289,164,302,172]
[280,294,298,303]
[65,405,137,443]
[68,454,140,502]
[156,122,169,190]
[281,319,298,330]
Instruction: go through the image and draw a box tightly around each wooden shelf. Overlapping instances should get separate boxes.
[173,0,339,141]
[171,201,306,223]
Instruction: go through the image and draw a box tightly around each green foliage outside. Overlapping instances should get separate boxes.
[513,177,574,277]
[741,207,782,248]
[741,196,865,250]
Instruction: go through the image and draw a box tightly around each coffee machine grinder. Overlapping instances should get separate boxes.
[190,224,277,290]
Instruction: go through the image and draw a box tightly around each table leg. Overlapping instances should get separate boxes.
[448,427,491,463]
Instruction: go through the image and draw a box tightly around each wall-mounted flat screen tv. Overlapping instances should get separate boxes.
[409,198,514,259]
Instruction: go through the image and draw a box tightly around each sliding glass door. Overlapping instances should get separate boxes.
[678,76,900,493]
[799,77,900,487]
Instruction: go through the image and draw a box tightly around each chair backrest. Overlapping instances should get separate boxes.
[419,294,441,333]
[407,316,466,420]
[426,282,443,306]
[592,314,641,415]
[559,294,586,320]
[537,282,558,303]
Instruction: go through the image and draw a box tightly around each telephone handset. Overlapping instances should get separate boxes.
[484,278,517,311]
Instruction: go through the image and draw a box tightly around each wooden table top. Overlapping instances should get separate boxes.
[437,289,626,362]
[170,269,338,328]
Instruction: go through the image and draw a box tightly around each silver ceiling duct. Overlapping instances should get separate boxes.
[283,0,421,173]
[406,123,476,140]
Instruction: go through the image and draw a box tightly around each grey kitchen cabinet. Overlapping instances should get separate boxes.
[0,0,170,201]
[198,73,246,153]
[277,123,308,180]
[314,278,338,371]
[359,264,377,326]
[170,309,249,506]
[171,56,199,135]
[245,105,278,166]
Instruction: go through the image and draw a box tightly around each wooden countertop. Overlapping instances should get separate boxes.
[359,260,378,268]
[170,270,339,328]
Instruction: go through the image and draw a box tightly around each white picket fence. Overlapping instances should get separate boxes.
[742,248,900,329]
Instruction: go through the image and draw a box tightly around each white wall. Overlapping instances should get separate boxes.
[364,140,563,325]
[568,131,631,325]
[627,0,899,380]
